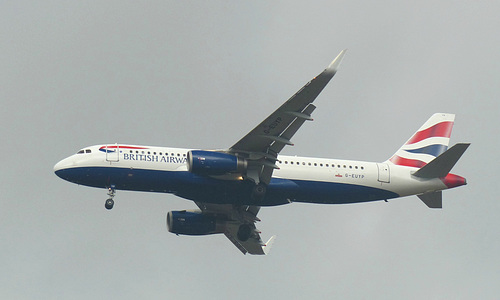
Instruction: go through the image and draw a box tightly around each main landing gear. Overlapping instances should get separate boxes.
[251,183,267,201]
[105,187,116,210]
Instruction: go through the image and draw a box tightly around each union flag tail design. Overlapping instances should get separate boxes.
[386,113,455,168]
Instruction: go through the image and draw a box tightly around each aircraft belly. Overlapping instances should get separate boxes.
[290,179,400,204]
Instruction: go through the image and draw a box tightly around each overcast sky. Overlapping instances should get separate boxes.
[1,1,499,299]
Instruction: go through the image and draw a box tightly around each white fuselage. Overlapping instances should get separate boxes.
[54,144,456,206]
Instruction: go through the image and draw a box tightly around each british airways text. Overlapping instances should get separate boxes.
[123,153,187,164]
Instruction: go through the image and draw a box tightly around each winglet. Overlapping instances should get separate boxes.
[326,49,347,75]
[262,235,276,255]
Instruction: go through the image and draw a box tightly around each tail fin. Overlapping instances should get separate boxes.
[386,113,455,168]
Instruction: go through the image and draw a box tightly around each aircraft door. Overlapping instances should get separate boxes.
[377,163,390,183]
[105,144,119,162]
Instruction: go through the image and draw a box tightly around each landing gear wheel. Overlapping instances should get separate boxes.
[105,186,116,210]
[237,224,252,242]
[105,198,114,210]
[252,183,267,201]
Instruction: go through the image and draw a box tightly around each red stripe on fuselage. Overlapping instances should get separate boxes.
[99,145,149,150]
[406,121,454,145]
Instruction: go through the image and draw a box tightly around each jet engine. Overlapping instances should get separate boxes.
[187,150,247,176]
[166,210,226,236]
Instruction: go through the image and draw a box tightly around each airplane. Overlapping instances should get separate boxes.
[54,50,470,255]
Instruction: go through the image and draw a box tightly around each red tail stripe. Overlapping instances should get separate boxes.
[389,156,427,168]
[406,121,454,145]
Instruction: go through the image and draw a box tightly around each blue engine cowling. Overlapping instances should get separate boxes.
[187,150,247,176]
[166,210,225,236]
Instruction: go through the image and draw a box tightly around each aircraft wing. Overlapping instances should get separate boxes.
[195,202,275,255]
[229,50,346,185]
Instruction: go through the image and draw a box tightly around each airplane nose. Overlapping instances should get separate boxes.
[54,156,75,178]
[54,159,68,173]
[54,160,63,173]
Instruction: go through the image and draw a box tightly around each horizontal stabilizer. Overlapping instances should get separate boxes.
[418,191,442,208]
[413,143,470,178]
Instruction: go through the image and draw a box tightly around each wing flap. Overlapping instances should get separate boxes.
[224,229,252,255]
[196,203,274,255]
[269,103,316,155]
[224,223,276,255]
[224,223,266,255]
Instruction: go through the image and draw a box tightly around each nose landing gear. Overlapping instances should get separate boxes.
[105,198,114,210]
[105,187,116,210]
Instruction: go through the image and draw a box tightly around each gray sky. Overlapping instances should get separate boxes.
[1,1,498,299]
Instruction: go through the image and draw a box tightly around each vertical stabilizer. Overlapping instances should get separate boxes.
[386,113,455,168]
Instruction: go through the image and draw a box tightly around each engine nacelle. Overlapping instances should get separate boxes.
[187,150,247,176]
[166,210,225,236]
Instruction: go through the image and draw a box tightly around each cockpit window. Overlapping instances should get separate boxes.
[77,149,92,154]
